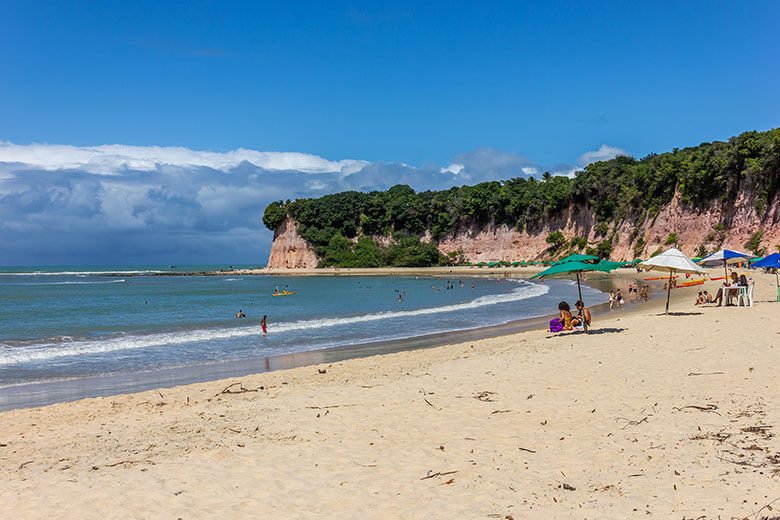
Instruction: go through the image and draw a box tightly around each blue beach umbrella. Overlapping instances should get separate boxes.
[698,249,754,280]
[752,253,780,302]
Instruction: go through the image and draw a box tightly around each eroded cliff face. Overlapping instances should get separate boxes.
[267,195,780,267]
[438,193,780,262]
[266,217,318,269]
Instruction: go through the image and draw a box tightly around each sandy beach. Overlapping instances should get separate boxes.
[1,271,778,519]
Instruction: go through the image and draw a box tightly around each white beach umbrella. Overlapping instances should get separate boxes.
[639,248,706,314]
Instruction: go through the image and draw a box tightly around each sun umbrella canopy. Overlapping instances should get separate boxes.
[531,261,615,279]
[752,253,780,269]
[698,249,753,266]
[553,253,600,265]
[640,248,705,314]
[640,248,706,274]
[531,260,616,332]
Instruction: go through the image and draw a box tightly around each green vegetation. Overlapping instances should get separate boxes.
[545,230,566,250]
[664,232,680,246]
[569,236,588,251]
[264,128,780,267]
[744,231,766,256]
[632,236,646,258]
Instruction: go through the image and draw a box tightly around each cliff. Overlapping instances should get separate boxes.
[266,217,318,269]
[264,128,780,268]
[438,192,779,262]
[266,193,779,268]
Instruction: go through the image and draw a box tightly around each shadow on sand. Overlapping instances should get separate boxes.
[547,327,626,338]
[658,311,703,316]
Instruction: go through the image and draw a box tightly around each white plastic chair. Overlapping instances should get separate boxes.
[737,282,754,307]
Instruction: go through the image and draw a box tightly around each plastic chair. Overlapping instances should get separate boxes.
[737,283,754,307]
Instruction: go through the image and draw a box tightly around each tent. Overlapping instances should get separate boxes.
[640,248,706,314]
[531,261,616,331]
[751,253,780,302]
[698,249,753,279]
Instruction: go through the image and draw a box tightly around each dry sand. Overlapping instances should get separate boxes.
[1,272,778,519]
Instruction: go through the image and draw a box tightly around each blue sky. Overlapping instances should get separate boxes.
[1,1,778,265]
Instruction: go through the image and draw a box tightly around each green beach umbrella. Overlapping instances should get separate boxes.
[531,261,616,331]
[597,260,628,270]
[553,253,600,265]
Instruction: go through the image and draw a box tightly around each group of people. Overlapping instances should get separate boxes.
[702,272,751,306]
[553,300,591,332]
[235,310,268,334]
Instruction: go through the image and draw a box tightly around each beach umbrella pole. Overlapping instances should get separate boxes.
[723,259,728,281]
[576,272,587,332]
[665,268,674,314]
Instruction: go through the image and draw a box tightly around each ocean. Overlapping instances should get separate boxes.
[0,266,606,391]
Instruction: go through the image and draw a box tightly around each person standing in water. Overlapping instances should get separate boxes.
[260,315,267,335]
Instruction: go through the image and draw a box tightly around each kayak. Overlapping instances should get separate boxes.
[272,291,296,297]
[676,280,705,288]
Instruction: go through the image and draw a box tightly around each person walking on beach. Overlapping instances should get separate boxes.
[608,290,616,310]
[260,315,267,335]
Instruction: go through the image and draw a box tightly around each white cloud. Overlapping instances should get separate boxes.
[440,163,464,175]
[577,144,629,166]
[0,141,630,264]
[0,142,369,175]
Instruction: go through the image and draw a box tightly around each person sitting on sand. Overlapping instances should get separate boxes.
[694,292,706,305]
[572,300,591,329]
[702,290,713,303]
[558,301,573,331]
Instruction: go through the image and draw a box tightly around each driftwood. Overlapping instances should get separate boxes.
[218,382,258,396]
[687,371,725,376]
[18,460,34,470]
[474,391,497,402]
[104,459,155,467]
[420,470,458,480]
[518,447,536,454]
[305,404,356,409]
[615,416,650,429]
[672,404,721,415]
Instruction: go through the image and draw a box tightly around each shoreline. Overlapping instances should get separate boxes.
[0,271,672,412]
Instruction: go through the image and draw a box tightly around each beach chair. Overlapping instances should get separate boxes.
[737,282,754,307]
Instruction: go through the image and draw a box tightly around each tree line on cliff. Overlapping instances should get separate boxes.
[263,128,780,267]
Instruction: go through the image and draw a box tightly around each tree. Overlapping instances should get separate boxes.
[262,201,287,230]
[744,231,766,256]
[545,230,566,250]
[664,232,679,246]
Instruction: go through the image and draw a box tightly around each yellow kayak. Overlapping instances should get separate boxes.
[272,290,296,297]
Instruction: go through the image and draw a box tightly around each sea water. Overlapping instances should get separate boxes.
[0,267,605,387]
